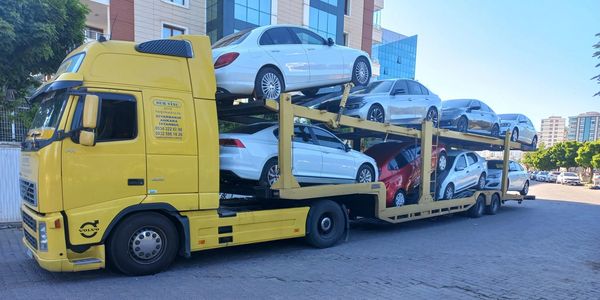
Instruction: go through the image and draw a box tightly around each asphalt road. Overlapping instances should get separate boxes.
[1,181,599,299]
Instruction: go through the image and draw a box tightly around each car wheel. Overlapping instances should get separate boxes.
[301,87,320,97]
[425,107,439,128]
[485,193,501,215]
[305,200,346,248]
[478,173,486,190]
[491,124,500,137]
[511,128,519,142]
[393,190,406,207]
[443,183,454,200]
[457,116,468,132]
[366,104,385,123]
[520,181,529,195]
[259,158,279,187]
[531,136,538,149]
[437,151,448,172]
[356,164,375,183]
[467,194,486,218]
[107,212,179,276]
[255,67,284,100]
[351,57,371,87]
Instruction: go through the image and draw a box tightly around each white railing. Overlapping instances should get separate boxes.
[0,143,21,222]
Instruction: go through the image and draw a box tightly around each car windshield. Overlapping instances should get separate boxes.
[551,172,561,175]
[487,161,503,169]
[540,171,548,175]
[443,100,472,108]
[354,81,394,95]
[212,29,252,49]
[500,114,519,120]
[30,89,69,133]
[563,172,577,176]
[227,123,273,134]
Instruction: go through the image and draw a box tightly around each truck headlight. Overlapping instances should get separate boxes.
[39,222,48,251]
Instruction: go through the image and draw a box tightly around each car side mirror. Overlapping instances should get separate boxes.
[327,37,335,46]
[80,94,100,147]
[519,120,528,124]
[391,88,406,96]
[344,141,351,152]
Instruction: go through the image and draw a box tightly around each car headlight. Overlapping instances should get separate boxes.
[346,101,366,110]
[488,174,499,179]
[39,221,48,251]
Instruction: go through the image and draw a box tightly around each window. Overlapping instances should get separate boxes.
[163,0,186,7]
[389,154,409,170]
[344,0,351,15]
[71,95,137,143]
[234,0,271,26]
[162,24,186,38]
[309,7,337,41]
[466,153,478,165]
[343,32,348,46]
[293,126,314,143]
[407,81,422,95]
[455,155,467,170]
[418,83,430,95]
[373,10,382,29]
[213,29,251,48]
[260,27,298,45]
[291,28,325,45]
[391,80,408,95]
[312,127,344,150]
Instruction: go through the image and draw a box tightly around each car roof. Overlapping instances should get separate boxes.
[364,142,413,164]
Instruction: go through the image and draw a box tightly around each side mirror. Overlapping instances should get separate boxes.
[327,37,335,46]
[391,88,406,96]
[344,141,351,152]
[79,130,96,147]
[80,95,100,147]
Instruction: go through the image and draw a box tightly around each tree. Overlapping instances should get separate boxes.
[594,33,600,97]
[0,0,88,126]
[535,149,557,171]
[550,141,582,169]
[576,141,600,182]
[592,153,600,169]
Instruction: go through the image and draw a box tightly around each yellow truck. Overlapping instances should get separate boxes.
[20,35,526,275]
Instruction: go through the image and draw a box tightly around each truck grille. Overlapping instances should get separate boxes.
[24,230,38,250]
[20,179,37,207]
[22,211,36,232]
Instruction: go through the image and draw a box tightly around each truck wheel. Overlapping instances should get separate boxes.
[467,194,486,218]
[485,193,501,215]
[305,200,346,248]
[108,212,179,276]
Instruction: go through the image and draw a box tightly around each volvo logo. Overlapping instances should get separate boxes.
[79,220,100,238]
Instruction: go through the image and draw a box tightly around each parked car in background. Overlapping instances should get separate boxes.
[530,171,539,180]
[548,171,561,183]
[536,171,549,182]
[498,113,538,148]
[365,142,447,207]
[440,99,501,136]
[593,173,600,187]
[316,79,442,127]
[556,172,581,185]
[219,123,378,188]
[485,160,530,195]
[438,150,487,200]
[212,25,372,103]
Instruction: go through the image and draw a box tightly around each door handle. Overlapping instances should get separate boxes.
[128,178,144,186]
[307,48,316,51]
[408,98,413,101]
[271,50,280,53]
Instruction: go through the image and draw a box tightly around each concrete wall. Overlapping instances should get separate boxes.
[0,144,21,223]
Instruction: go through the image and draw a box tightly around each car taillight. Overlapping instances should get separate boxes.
[214,52,239,69]
[219,138,245,148]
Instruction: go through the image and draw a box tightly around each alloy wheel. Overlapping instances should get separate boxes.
[426,108,439,127]
[367,106,385,123]
[261,72,282,100]
[394,192,406,207]
[355,61,369,85]
[267,164,280,186]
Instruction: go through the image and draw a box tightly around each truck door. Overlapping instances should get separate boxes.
[62,92,146,211]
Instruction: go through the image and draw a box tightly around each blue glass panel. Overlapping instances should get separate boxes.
[247,8,259,24]
[247,0,259,9]
[260,0,271,13]
[235,0,246,5]
[328,14,337,33]
[309,7,318,29]
[260,12,270,26]
[318,10,327,32]
[234,4,246,21]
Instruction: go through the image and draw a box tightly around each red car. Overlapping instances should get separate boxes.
[365,142,447,207]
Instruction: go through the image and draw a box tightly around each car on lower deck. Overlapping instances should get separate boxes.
[365,142,447,207]
[485,160,530,195]
[438,150,488,200]
[498,113,538,148]
[440,99,500,136]
[219,122,378,188]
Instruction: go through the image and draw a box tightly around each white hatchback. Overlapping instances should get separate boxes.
[212,25,372,103]
[219,123,378,187]
[438,150,488,200]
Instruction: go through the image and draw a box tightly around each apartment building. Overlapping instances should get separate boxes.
[567,112,600,142]
[539,116,566,147]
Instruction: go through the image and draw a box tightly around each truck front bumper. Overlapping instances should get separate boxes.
[21,205,105,272]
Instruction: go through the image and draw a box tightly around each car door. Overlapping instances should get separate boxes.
[414,82,432,122]
[483,103,497,132]
[387,80,413,123]
[466,100,484,133]
[290,125,323,179]
[310,127,356,181]
[259,27,310,89]
[507,161,519,189]
[523,117,535,144]
[290,27,345,86]
[453,154,469,191]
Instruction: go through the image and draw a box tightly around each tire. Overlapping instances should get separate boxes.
[485,193,501,215]
[531,136,538,149]
[393,190,406,207]
[467,194,486,218]
[356,164,375,183]
[491,124,500,137]
[437,151,448,172]
[442,183,454,200]
[457,116,468,132]
[351,57,371,87]
[520,181,529,195]
[425,107,439,128]
[366,104,385,123]
[255,67,284,100]
[107,212,179,276]
[511,128,519,142]
[305,200,346,248]
[259,158,279,187]
[301,88,320,97]
[478,173,487,190]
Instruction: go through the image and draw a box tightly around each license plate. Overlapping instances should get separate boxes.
[26,248,33,259]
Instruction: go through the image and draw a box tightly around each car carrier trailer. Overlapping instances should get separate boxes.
[20,35,529,276]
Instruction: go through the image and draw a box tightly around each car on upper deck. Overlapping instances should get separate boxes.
[498,113,538,148]
[440,99,501,137]
[212,25,372,104]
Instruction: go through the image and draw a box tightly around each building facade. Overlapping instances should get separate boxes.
[567,112,600,142]
[539,116,566,147]
[371,28,417,80]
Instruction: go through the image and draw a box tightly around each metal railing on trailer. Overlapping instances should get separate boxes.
[216,84,531,223]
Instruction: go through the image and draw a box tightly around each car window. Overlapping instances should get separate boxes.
[212,29,251,48]
[455,155,467,170]
[509,162,518,171]
[290,28,325,45]
[390,80,408,95]
[312,127,344,150]
[230,123,274,134]
[355,80,394,95]
[407,81,422,95]
[418,83,429,95]
[466,153,477,165]
[486,160,503,169]
[293,126,314,144]
[480,103,491,112]
[260,27,299,45]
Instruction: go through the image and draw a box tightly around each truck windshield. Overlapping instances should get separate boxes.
[30,90,68,133]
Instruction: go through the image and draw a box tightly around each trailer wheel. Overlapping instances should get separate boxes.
[107,212,179,276]
[467,194,486,218]
[486,193,501,215]
[305,200,346,248]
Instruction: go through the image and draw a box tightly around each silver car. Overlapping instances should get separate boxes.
[440,99,501,136]
[485,160,530,195]
[318,79,442,126]
[438,150,488,200]
[498,114,538,148]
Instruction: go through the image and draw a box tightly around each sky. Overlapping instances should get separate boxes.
[381,0,600,128]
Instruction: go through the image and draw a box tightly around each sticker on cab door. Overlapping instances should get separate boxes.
[79,220,100,238]
[152,99,183,139]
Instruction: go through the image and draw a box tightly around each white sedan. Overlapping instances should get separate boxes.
[219,123,378,187]
[438,150,488,200]
[556,172,581,185]
[485,160,530,195]
[212,24,372,103]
